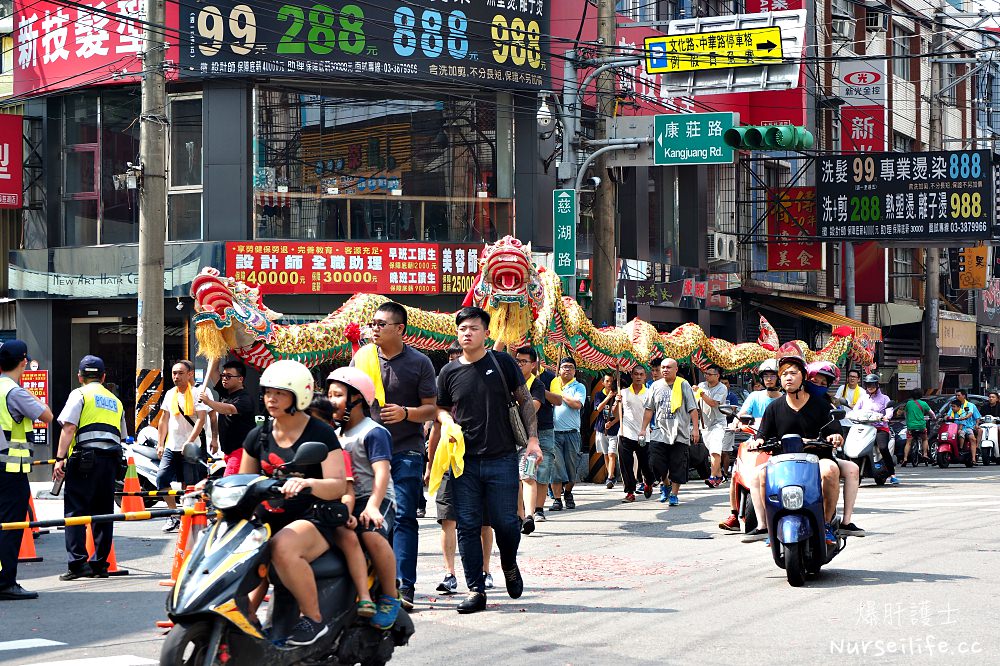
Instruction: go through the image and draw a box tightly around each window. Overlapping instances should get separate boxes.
[942,63,958,106]
[893,248,914,301]
[616,0,655,21]
[892,132,911,152]
[167,96,203,241]
[253,89,513,242]
[648,168,678,264]
[893,29,911,80]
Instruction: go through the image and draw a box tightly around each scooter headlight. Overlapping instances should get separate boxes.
[781,486,804,510]
[210,484,248,510]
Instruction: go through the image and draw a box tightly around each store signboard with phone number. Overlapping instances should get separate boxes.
[180,1,549,89]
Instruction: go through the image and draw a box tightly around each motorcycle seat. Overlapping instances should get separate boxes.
[309,548,349,580]
[132,443,159,460]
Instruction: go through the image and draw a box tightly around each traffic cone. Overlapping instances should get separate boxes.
[120,457,145,513]
[27,494,47,536]
[85,524,129,576]
[17,511,42,563]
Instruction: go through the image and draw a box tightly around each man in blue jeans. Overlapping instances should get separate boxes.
[437,307,542,614]
[550,357,585,511]
[352,302,438,609]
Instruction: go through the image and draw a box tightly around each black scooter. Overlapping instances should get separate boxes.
[160,442,414,666]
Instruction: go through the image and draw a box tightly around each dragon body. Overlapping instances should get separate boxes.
[192,236,875,372]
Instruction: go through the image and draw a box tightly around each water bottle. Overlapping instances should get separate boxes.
[638,434,647,447]
[519,452,539,480]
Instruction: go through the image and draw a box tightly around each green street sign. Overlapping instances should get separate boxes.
[553,189,576,280]
[653,112,738,166]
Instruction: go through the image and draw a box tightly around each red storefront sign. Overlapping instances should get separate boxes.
[0,115,23,209]
[840,105,887,153]
[22,370,49,430]
[13,1,179,96]
[226,242,440,295]
[766,187,824,272]
[439,244,484,295]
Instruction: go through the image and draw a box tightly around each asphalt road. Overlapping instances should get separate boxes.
[2,464,998,666]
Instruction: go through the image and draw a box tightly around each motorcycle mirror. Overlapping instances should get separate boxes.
[182,442,203,464]
[718,405,737,417]
[830,408,847,421]
[738,415,754,425]
[290,441,329,467]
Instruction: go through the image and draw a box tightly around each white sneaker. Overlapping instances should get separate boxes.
[162,516,180,533]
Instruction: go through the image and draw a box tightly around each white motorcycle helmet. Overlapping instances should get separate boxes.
[757,358,779,377]
[259,360,315,413]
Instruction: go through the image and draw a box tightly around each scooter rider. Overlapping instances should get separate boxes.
[806,362,865,537]
[743,351,843,545]
[719,359,781,532]
[239,360,349,647]
[951,390,980,464]
[853,374,898,485]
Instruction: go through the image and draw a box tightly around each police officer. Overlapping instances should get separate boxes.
[52,355,127,580]
[0,340,53,601]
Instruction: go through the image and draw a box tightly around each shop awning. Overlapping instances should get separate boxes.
[766,301,882,342]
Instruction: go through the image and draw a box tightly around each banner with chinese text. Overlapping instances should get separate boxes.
[0,115,23,209]
[22,370,48,431]
[765,187,824,272]
[840,105,887,153]
[439,244,483,294]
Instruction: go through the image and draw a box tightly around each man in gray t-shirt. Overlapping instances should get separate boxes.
[638,359,699,505]
[697,366,732,488]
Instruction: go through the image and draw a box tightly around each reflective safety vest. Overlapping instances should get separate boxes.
[0,375,35,474]
[69,381,124,457]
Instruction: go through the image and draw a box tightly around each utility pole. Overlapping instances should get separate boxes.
[592,0,617,326]
[135,0,167,431]
[923,25,943,393]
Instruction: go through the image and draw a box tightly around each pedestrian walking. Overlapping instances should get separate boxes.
[549,357,585,511]
[697,366,731,488]
[52,355,126,580]
[156,360,211,533]
[201,359,258,476]
[593,371,621,489]
[0,340,54,600]
[436,306,541,614]
[514,346,555,534]
[641,358,699,506]
[616,365,655,503]
[351,302,438,609]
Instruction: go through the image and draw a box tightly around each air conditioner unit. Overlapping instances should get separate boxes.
[865,10,888,32]
[707,233,739,263]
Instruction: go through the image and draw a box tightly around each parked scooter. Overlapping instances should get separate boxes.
[979,416,1000,466]
[841,410,892,486]
[936,417,975,468]
[720,406,768,533]
[160,442,414,666]
[116,426,224,509]
[759,425,850,587]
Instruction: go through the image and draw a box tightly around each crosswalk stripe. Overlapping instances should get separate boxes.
[0,640,66,652]
[25,657,156,666]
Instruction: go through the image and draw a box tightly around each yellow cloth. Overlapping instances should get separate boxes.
[550,376,565,393]
[670,378,690,414]
[353,343,387,406]
[526,374,536,390]
[429,421,465,496]
[171,386,195,416]
[846,386,860,407]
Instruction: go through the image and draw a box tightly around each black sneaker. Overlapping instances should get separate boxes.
[415,507,426,518]
[0,584,38,600]
[549,498,563,512]
[456,591,487,614]
[502,564,524,599]
[285,616,329,646]
[742,528,768,543]
[605,479,614,489]
[59,570,90,581]
[837,522,867,537]
[533,509,546,523]
[563,491,576,509]
[162,516,180,533]
[521,514,535,535]
[436,574,458,594]
[398,586,415,610]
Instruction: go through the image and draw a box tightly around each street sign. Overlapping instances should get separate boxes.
[645,26,783,74]
[614,298,627,327]
[653,112,737,166]
[553,189,577,282]
[816,150,994,241]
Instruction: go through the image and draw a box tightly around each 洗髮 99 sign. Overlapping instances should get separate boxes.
[180,1,549,89]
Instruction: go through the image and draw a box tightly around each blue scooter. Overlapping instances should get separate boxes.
[761,427,848,587]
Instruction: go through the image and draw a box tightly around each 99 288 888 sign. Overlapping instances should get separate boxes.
[816,150,993,241]
[180,1,548,89]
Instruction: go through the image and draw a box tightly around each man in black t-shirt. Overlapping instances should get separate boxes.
[437,307,541,614]
[515,346,554,533]
[202,360,258,476]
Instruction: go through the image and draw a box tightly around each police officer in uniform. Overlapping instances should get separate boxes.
[0,340,53,600]
[52,355,127,580]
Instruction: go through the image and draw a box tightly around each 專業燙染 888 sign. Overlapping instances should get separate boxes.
[181,1,549,89]
[815,149,993,241]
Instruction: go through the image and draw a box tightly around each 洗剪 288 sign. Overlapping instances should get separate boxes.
[816,150,993,241]
[180,1,548,89]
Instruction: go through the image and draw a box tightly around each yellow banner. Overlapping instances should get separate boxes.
[645,27,784,74]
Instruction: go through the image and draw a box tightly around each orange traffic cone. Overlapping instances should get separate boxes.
[17,511,42,563]
[27,493,47,536]
[85,524,129,576]
[120,457,145,514]
[160,486,197,587]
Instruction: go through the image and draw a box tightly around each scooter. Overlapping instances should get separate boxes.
[761,427,849,587]
[720,406,768,534]
[935,417,974,468]
[979,416,1000,466]
[161,442,414,666]
[841,410,892,486]
[116,429,225,509]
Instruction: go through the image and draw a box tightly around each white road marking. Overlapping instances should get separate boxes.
[0,640,66,652]
[25,657,156,666]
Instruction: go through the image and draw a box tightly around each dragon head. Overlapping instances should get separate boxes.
[467,236,545,348]
[191,268,283,360]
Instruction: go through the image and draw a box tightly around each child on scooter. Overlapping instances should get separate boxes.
[305,396,380,622]
[325,368,402,631]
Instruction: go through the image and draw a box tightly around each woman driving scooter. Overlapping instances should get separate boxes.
[238,360,348,647]
[743,351,844,545]
[853,374,898,485]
